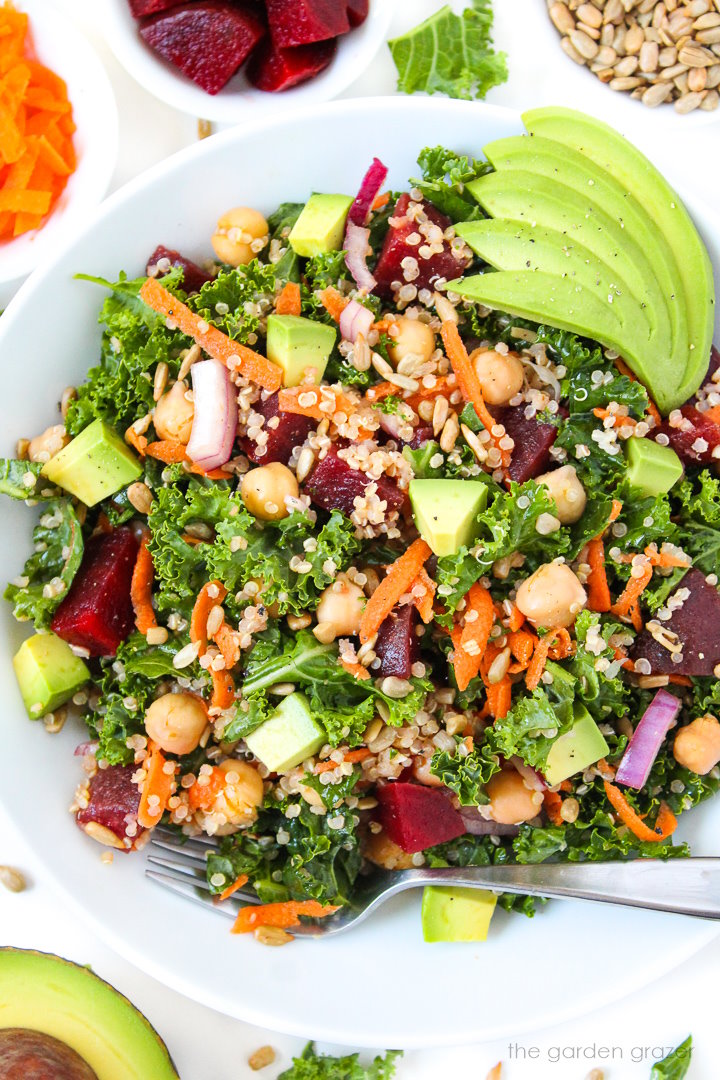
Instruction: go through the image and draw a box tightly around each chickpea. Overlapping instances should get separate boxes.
[470,347,525,405]
[673,715,720,775]
[363,830,415,870]
[486,768,543,825]
[515,561,587,629]
[241,462,298,521]
[212,759,264,827]
[387,317,436,366]
[144,692,208,756]
[536,464,587,525]
[211,207,269,267]
[315,573,365,638]
[411,752,444,787]
[154,380,194,443]
[28,424,69,464]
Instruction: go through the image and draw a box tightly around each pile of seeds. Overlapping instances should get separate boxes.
[547,0,720,113]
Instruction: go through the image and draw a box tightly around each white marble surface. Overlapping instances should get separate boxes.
[2,1,720,1075]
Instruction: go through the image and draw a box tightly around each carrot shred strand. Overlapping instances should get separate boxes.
[130,537,157,634]
[231,899,340,934]
[359,538,432,643]
[603,781,677,842]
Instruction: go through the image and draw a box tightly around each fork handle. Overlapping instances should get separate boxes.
[397,858,720,920]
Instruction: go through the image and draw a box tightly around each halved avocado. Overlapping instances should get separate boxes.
[0,949,178,1080]
[522,107,715,405]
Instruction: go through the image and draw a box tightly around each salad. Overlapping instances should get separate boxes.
[5,107,720,944]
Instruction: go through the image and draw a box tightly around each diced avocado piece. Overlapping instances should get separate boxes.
[544,704,610,787]
[421,886,498,943]
[626,436,684,497]
[522,107,714,407]
[288,193,354,258]
[244,691,325,774]
[266,314,336,387]
[13,632,90,719]
[409,479,488,557]
[42,419,142,507]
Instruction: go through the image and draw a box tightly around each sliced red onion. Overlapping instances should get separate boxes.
[459,807,519,837]
[339,298,374,343]
[344,222,376,293]
[74,741,98,757]
[348,156,388,227]
[615,688,681,790]
[186,359,237,472]
[511,756,548,792]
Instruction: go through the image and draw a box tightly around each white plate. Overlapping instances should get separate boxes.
[0,0,118,301]
[97,0,395,124]
[0,97,718,1048]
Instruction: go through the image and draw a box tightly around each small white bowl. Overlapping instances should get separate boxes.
[0,0,118,304]
[98,0,394,124]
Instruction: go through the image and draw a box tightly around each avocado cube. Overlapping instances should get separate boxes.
[625,436,683,497]
[544,705,610,787]
[244,691,325,774]
[42,419,142,507]
[288,193,354,258]
[421,886,498,943]
[13,632,90,719]
[266,314,336,387]
[409,478,489,557]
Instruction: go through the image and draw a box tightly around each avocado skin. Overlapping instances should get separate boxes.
[0,949,178,1080]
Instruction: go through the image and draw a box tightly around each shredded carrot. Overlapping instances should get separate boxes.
[586,536,611,613]
[182,533,207,547]
[668,674,692,687]
[125,425,147,456]
[277,385,350,421]
[505,602,525,633]
[548,628,573,660]
[597,757,616,779]
[137,745,176,829]
[190,580,228,656]
[611,562,653,621]
[315,747,372,774]
[603,781,677,842]
[275,281,301,316]
[485,677,512,719]
[145,439,187,464]
[440,321,509,467]
[411,566,436,624]
[214,623,240,670]
[372,190,390,211]
[593,406,637,429]
[187,766,225,811]
[317,286,348,323]
[231,899,340,934]
[130,537,157,634]
[340,659,371,681]
[365,381,398,403]
[359,538,432,643]
[217,873,249,903]
[139,278,282,392]
[703,404,720,425]
[508,628,536,668]
[452,582,495,692]
[613,357,662,425]
[609,499,623,524]
[211,669,235,711]
[525,628,567,692]
[543,789,564,826]
[405,375,457,410]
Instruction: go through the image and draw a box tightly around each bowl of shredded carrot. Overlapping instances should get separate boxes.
[0,0,117,297]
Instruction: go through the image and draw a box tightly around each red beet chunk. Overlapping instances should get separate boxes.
[654,405,720,466]
[140,3,265,95]
[376,782,466,853]
[265,0,349,46]
[406,425,433,450]
[373,193,472,300]
[630,568,720,676]
[375,605,419,679]
[347,0,369,27]
[494,404,562,483]
[128,0,181,16]
[51,529,138,658]
[687,345,720,408]
[240,392,315,464]
[77,764,143,849]
[146,245,213,295]
[306,448,406,516]
[246,38,335,91]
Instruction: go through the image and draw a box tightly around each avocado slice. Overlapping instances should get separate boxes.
[42,419,142,507]
[409,478,489,557]
[13,632,89,719]
[288,193,354,257]
[244,691,325,774]
[625,436,684,496]
[544,704,610,786]
[421,886,498,943]
[0,948,178,1079]
[522,107,715,405]
[266,314,336,387]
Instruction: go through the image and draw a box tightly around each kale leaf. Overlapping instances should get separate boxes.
[0,459,47,501]
[411,145,490,221]
[278,1043,402,1080]
[5,500,83,630]
[430,737,499,804]
[651,1036,692,1080]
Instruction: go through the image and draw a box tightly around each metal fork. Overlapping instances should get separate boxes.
[146,829,720,938]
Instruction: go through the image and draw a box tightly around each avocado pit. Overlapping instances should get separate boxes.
[0,1029,98,1080]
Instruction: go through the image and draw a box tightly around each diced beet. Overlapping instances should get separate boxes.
[494,404,564,483]
[240,391,315,464]
[630,568,720,677]
[375,605,419,679]
[376,782,466,853]
[77,764,144,849]
[346,0,369,27]
[406,425,433,450]
[51,529,138,658]
[246,38,336,91]
[687,345,720,408]
[146,245,213,295]
[306,448,406,516]
[128,0,181,16]
[653,405,720,466]
[373,193,472,300]
[140,3,265,95]
[265,0,349,46]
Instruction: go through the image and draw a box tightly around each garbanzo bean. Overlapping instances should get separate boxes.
[212,759,264,826]
[387,317,436,366]
[536,464,587,524]
[515,561,587,629]
[673,715,720,775]
[154,380,194,443]
[486,768,543,825]
[27,424,69,464]
[240,462,298,521]
[211,207,269,267]
[145,692,207,755]
[470,347,525,405]
[315,573,365,639]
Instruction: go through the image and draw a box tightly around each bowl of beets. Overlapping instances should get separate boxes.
[101,0,393,121]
